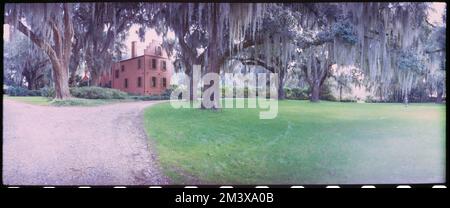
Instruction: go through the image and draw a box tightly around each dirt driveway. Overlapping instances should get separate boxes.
[2,99,169,186]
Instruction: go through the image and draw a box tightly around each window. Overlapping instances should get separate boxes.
[121,65,125,72]
[124,78,128,88]
[151,77,157,87]
[162,78,167,88]
[156,46,162,56]
[137,77,142,87]
[138,59,141,69]
[115,70,119,78]
[152,59,157,69]
[161,60,166,71]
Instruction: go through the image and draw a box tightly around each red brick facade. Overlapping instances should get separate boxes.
[100,41,172,96]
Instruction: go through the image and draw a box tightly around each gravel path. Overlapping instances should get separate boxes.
[2,99,170,186]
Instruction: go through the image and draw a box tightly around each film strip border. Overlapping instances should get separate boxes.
[3,184,448,188]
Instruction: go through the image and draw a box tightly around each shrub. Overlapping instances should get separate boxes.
[50,98,114,106]
[320,85,336,101]
[340,99,357,103]
[161,85,176,97]
[285,88,308,100]
[129,95,170,101]
[51,99,91,106]
[40,87,55,98]
[28,90,42,96]
[70,86,127,99]
[6,86,42,96]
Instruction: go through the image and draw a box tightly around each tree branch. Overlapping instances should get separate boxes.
[63,3,74,66]
[233,57,276,73]
[301,65,313,86]
[49,19,62,59]
[5,15,59,64]
[425,48,445,54]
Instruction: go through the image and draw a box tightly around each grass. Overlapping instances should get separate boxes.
[143,100,446,184]
[49,97,131,106]
[4,95,134,106]
[4,95,52,105]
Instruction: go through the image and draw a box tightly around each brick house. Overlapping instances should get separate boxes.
[100,40,172,96]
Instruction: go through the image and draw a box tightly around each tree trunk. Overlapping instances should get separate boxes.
[184,64,195,103]
[201,3,220,110]
[278,84,285,100]
[436,89,443,104]
[339,85,343,101]
[25,75,33,90]
[278,68,285,100]
[379,86,383,102]
[52,60,71,99]
[189,72,195,102]
[404,93,409,106]
[310,82,320,102]
[69,68,78,87]
[7,3,73,99]
[69,54,80,87]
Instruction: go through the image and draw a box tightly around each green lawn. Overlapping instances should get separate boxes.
[4,95,52,105]
[4,95,133,106]
[144,100,446,184]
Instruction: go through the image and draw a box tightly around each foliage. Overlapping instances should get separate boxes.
[50,97,127,106]
[6,86,34,96]
[3,31,51,89]
[284,88,308,100]
[331,18,358,45]
[39,86,55,98]
[73,3,141,84]
[5,86,42,97]
[129,95,170,101]
[339,99,357,103]
[397,50,425,74]
[319,84,337,101]
[5,3,74,99]
[161,85,178,97]
[3,3,445,103]
[70,86,128,99]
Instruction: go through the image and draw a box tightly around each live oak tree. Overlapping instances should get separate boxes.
[72,3,140,86]
[4,2,442,104]
[5,3,74,99]
[424,18,446,103]
[140,3,209,103]
[291,3,434,102]
[141,3,266,109]
[4,31,51,90]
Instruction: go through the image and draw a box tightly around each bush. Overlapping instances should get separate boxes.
[28,90,42,96]
[340,99,357,103]
[285,88,308,100]
[6,86,29,96]
[70,86,127,99]
[320,85,336,101]
[6,86,42,96]
[50,98,118,106]
[129,95,170,101]
[161,85,177,97]
[40,87,55,98]
[51,98,92,106]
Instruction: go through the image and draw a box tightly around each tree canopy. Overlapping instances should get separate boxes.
[4,2,446,103]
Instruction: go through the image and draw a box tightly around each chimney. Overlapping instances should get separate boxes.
[131,41,137,58]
